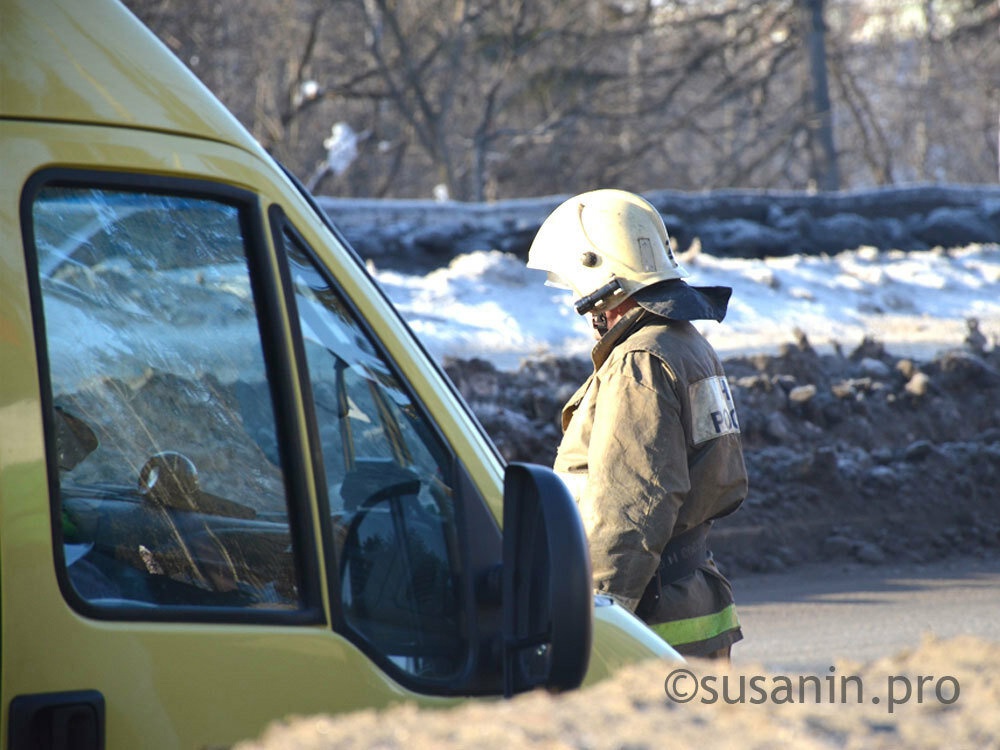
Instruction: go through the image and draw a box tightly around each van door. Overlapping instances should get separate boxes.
[275,220,489,685]
[4,144,491,748]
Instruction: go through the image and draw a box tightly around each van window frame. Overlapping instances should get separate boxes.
[276,165,507,469]
[268,207,513,694]
[21,168,324,626]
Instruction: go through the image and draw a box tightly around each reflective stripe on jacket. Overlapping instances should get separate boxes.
[554,306,748,656]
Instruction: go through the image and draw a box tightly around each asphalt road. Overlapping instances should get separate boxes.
[729,554,1000,674]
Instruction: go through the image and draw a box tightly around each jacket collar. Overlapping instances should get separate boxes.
[632,279,731,323]
[589,279,732,369]
[591,305,649,369]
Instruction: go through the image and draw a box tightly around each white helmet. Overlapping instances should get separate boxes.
[527,189,688,314]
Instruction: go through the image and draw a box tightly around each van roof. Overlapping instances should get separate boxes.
[1,0,263,155]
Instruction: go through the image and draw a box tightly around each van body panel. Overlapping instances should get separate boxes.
[1,0,261,153]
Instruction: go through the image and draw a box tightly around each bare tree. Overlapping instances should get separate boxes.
[124,0,998,198]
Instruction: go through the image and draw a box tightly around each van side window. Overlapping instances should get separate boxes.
[284,231,466,679]
[31,184,304,613]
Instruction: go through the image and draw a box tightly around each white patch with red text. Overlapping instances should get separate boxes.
[689,376,740,445]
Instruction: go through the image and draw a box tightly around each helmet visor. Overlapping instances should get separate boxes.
[542,271,572,291]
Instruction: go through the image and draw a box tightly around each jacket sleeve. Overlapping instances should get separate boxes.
[578,349,688,611]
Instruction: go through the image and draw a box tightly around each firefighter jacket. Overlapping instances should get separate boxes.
[554,300,748,657]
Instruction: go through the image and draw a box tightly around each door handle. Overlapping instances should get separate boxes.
[8,690,105,750]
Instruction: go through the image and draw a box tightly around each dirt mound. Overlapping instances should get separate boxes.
[236,635,1000,749]
[321,186,1000,273]
[443,325,1000,574]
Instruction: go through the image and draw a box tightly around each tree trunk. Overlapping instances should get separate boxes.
[801,0,840,191]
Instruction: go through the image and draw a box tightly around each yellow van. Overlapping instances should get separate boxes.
[0,0,676,747]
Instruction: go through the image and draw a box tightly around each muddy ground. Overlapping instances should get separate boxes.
[442,325,1000,576]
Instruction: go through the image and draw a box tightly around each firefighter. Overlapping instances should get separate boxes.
[528,189,748,659]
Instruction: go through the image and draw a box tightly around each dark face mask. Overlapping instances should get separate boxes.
[590,311,609,338]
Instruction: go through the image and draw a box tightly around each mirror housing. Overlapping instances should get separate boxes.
[502,462,592,697]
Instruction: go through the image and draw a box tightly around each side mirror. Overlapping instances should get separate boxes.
[502,462,592,697]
